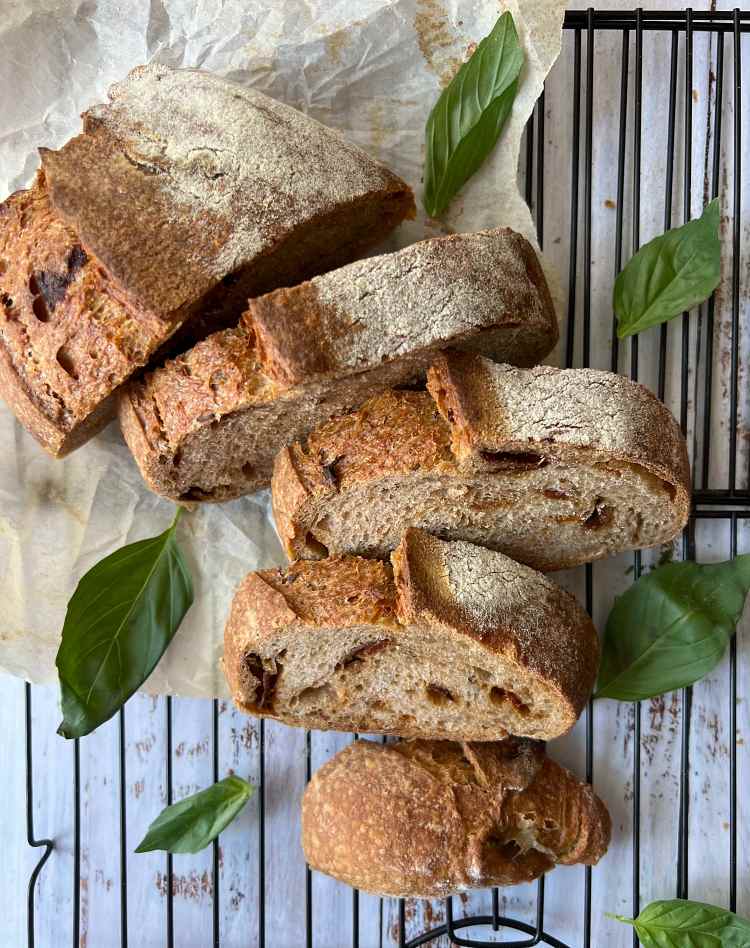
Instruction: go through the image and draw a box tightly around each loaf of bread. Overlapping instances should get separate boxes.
[274,350,690,571]
[223,529,599,741]
[119,228,558,501]
[302,738,611,898]
[0,64,414,455]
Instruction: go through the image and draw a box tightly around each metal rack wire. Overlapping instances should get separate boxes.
[21,8,748,947]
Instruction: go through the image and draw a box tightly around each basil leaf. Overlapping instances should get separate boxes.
[423,11,524,218]
[136,776,254,854]
[610,899,750,947]
[596,556,750,701]
[56,509,193,738]
[614,199,721,339]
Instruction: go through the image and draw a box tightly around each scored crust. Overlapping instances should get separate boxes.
[223,529,599,741]
[0,64,413,455]
[301,738,611,898]
[119,228,558,502]
[272,351,691,569]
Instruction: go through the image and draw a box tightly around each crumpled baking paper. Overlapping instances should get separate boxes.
[0,0,566,697]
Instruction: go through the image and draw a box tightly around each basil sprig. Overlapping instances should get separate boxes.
[136,776,254,854]
[614,199,721,339]
[423,11,523,218]
[596,556,750,701]
[56,508,193,738]
[610,899,750,947]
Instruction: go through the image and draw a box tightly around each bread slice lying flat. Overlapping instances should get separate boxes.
[118,228,558,502]
[223,529,599,741]
[0,65,413,456]
[274,350,690,571]
[302,738,611,898]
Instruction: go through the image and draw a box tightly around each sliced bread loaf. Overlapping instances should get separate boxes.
[0,64,413,455]
[223,529,599,741]
[119,228,558,501]
[302,738,611,898]
[273,350,690,570]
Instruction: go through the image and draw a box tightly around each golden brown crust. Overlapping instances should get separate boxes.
[223,557,398,713]
[273,352,691,566]
[301,739,611,898]
[272,390,454,556]
[246,227,557,387]
[428,350,691,509]
[392,529,600,730]
[223,530,599,739]
[0,175,170,455]
[121,227,557,500]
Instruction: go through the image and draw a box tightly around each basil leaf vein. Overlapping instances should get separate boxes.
[423,11,523,218]
[610,899,750,947]
[136,776,254,854]
[56,509,193,738]
[614,198,721,339]
[596,556,750,701]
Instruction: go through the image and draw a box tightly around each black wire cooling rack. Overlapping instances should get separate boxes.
[20,8,750,948]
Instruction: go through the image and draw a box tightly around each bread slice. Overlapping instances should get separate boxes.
[119,228,558,501]
[302,738,611,898]
[0,65,413,456]
[223,529,599,741]
[274,350,690,571]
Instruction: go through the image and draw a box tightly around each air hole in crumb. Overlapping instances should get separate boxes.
[173,448,183,467]
[543,487,570,500]
[32,295,51,323]
[28,273,40,296]
[480,450,547,471]
[56,346,78,379]
[426,683,456,707]
[1,293,13,309]
[522,812,536,821]
[543,819,557,830]
[0,259,6,275]
[489,687,531,716]
[241,462,254,480]
[582,499,614,530]
[295,683,331,706]
[304,533,329,557]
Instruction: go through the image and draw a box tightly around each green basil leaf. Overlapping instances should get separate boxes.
[423,11,524,218]
[610,899,750,947]
[136,776,254,854]
[56,509,193,738]
[614,198,721,339]
[596,556,750,701]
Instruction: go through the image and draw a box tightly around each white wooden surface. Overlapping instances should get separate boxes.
[2,4,750,947]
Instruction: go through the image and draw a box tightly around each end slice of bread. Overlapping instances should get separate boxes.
[302,738,611,898]
[273,350,691,571]
[119,228,558,502]
[223,529,600,741]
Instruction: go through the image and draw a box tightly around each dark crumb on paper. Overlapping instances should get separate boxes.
[604,199,616,209]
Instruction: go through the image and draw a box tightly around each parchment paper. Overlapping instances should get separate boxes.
[0,0,566,698]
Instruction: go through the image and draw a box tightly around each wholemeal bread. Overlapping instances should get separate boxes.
[119,228,558,501]
[274,350,690,571]
[302,738,611,899]
[223,529,599,741]
[0,65,413,455]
